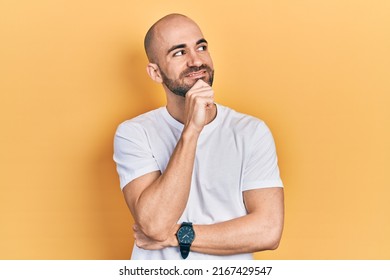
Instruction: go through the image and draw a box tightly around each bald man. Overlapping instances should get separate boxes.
[114,14,284,260]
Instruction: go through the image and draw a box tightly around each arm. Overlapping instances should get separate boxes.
[192,187,284,255]
[134,187,284,255]
[123,80,214,241]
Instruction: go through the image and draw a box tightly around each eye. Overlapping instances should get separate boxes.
[197,45,208,51]
[173,50,185,57]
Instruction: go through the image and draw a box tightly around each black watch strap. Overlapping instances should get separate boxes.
[180,244,191,259]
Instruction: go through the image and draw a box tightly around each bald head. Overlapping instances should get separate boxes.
[144,14,201,63]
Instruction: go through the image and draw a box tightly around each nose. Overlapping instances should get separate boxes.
[187,50,203,67]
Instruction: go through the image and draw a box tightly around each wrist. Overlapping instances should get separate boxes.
[182,126,201,141]
[176,222,195,259]
[169,224,180,247]
[169,235,179,247]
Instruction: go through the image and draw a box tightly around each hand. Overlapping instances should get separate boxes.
[133,224,178,250]
[184,79,214,134]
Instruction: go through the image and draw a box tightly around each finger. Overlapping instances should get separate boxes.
[192,95,214,104]
[186,86,214,99]
[187,95,214,108]
[191,79,210,89]
[187,80,212,96]
[135,239,143,248]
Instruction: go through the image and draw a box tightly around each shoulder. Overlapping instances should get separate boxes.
[217,104,270,136]
[115,108,163,136]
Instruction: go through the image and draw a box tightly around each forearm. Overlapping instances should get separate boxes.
[140,212,283,255]
[191,214,283,255]
[134,128,199,239]
[189,188,284,255]
[155,188,284,255]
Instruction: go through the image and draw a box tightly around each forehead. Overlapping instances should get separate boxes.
[154,17,205,51]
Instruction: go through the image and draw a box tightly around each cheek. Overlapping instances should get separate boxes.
[166,62,187,76]
[204,55,214,68]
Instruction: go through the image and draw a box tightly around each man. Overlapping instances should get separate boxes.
[113,13,284,260]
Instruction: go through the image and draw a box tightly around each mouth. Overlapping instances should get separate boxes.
[185,70,207,79]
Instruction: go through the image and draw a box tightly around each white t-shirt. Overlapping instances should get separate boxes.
[113,104,283,260]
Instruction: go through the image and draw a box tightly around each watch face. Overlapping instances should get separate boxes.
[177,225,195,244]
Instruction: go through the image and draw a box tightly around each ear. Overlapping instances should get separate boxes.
[146,63,163,83]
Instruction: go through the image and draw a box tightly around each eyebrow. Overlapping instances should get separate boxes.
[167,38,208,55]
[196,38,208,45]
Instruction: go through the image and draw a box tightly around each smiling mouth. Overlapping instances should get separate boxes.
[186,70,207,79]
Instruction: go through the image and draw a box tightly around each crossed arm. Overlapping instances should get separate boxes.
[127,183,284,255]
[122,80,284,255]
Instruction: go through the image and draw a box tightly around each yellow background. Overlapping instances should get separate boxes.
[1,0,389,259]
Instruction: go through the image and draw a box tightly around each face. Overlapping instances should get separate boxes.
[152,17,214,97]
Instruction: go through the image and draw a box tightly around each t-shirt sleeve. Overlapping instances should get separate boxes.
[242,121,283,191]
[113,121,160,190]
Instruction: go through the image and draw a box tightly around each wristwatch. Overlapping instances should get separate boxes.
[176,222,195,259]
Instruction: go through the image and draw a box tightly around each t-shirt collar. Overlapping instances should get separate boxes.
[161,103,221,134]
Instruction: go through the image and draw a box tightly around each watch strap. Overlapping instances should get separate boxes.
[180,243,191,259]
